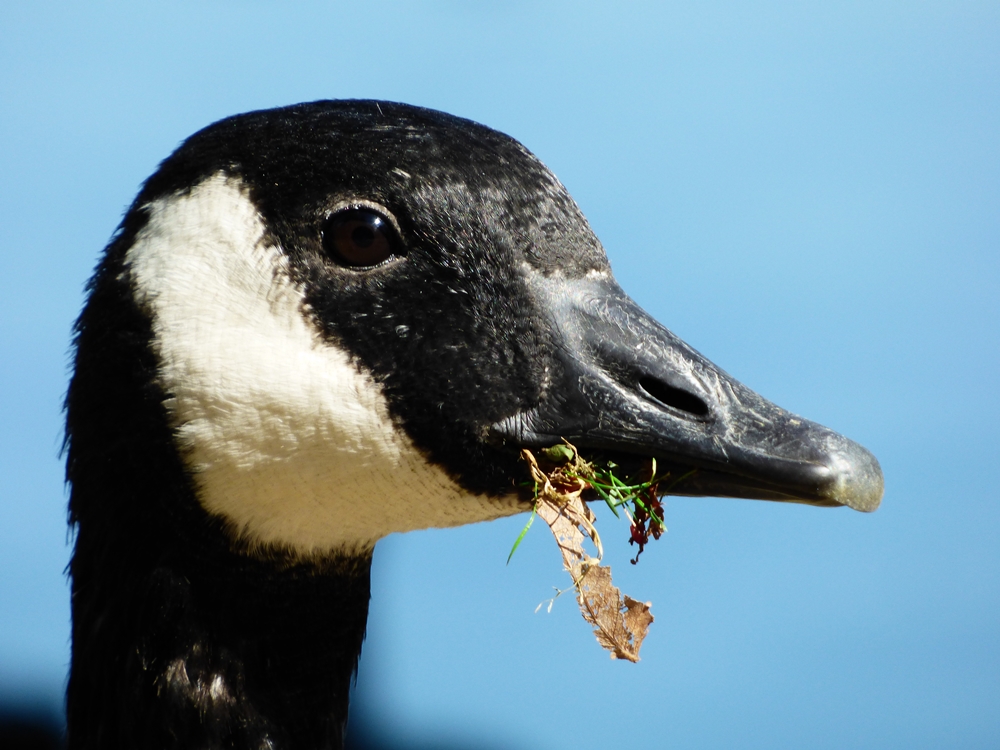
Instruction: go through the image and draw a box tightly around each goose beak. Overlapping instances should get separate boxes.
[491,274,883,512]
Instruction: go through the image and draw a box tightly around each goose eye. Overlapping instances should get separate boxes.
[322,208,401,268]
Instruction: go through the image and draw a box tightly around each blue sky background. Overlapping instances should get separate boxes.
[1,1,998,748]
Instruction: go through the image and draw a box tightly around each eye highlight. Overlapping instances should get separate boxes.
[322,207,403,268]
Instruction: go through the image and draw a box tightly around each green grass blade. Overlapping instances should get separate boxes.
[585,480,621,516]
[506,506,537,565]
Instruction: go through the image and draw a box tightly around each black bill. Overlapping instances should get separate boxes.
[492,274,883,512]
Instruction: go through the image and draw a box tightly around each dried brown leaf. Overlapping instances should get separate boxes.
[523,448,654,662]
[571,563,653,662]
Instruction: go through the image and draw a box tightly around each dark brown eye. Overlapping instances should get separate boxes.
[322,208,401,268]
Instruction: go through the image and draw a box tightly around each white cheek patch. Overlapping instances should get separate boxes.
[126,173,521,556]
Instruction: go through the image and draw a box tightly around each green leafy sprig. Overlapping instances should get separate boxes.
[507,443,696,565]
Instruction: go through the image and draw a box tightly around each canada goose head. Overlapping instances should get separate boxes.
[65,99,882,750]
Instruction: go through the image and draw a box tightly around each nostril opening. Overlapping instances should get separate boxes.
[638,376,710,417]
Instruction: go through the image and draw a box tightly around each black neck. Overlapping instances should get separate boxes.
[66,229,370,750]
[68,530,371,750]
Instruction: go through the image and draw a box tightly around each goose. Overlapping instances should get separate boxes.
[64,99,883,750]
